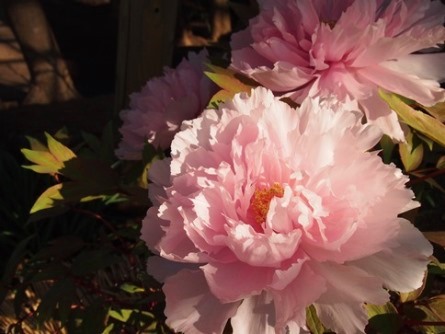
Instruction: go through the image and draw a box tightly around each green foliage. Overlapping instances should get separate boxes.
[1,129,170,333]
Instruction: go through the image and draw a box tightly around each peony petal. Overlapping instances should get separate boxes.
[359,65,445,106]
[231,292,276,334]
[203,261,274,302]
[352,219,432,292]
[381,53,445,82]
[164,270,240,334]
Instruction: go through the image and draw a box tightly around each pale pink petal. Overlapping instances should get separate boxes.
[381,53,445,82]
[359,90,405,141]
[164,270,240,334]
[359,65,445,106]
[203,261,274,302]
[231,293,276,334]
[352,219,432,292]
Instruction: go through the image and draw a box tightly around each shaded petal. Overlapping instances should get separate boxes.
[203,261,274,302]
[381,53,445,82]
[231,292,276,334]
[359,90,405,141]
[359,65,445,106]
[164,270,240,334]
[352,219,432,292]
[272,264,327,329]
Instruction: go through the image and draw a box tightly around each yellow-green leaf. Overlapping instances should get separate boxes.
[25,136,48,151]
[108,308,133,323]
[45,132,76,162]
[21,149,62,174]
[367,302,401,334]
[205,65,253,104]
[379,90,445,148]
[120,283,145,294]
[30,183,64,213]
[306,305,326,334]
[399,128,424,172]
[421,101,445,122]
[426,295,445,321]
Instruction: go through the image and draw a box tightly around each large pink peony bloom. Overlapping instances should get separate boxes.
[115,50,217,160]
[142,87,432,333]
[231,0,445,140]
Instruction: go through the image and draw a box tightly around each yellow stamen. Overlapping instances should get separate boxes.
[250,183,284,224]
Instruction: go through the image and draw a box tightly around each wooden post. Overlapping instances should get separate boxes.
[114,0,179,115]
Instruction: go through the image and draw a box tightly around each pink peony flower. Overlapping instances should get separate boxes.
[231,0,445,140]
[142,87,432,333]
[115,50,217,160]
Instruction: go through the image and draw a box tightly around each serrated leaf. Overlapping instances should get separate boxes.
[120,283,145,294]
[80,300,108,333]
[33,236,85,261]
[205,65,254,104]
[108,308,133,322]
[426,295,445,321]
[102,323,114,334]
[379,90,445,148]
[366,302,401,334]
[422,101,445,122]
[45,132,76,162]
[380,135,395,164]
[35,278,77,324]
[2,235,34,284]
[399,128,424,172]
[25,136,47,151]
[21,149,62,174]
[29,183,63,213]
[306,305,326,334]
[423,231,445,248]
[71,249,120,276]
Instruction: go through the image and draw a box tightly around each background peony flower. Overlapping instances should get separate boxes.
[141,87,432,333]
[230,0,445,141]
[115,50,217,160]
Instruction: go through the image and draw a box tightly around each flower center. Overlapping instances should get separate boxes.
[250,183,284,224]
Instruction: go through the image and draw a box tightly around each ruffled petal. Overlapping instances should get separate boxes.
[164,270,240,334]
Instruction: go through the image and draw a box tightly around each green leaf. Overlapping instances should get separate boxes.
[33,236,85,261]
[35,278,77,325]
[379,90,445,148]
[421,101,445,122]
[108,308,133,323]
[45,132,76,162]
[380,135,395,164]
[102,323,114,334]
[71,249,120,276]
[423,231,445,248]
[367,302,401,334]
[306,305,327,334]
[426,295,445,321]
[428,261,445,276]
[205,65,254,105]
[2,235,34,284]
[399,128,424,172]
[120,283,145,294]
[80,299,108,333]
